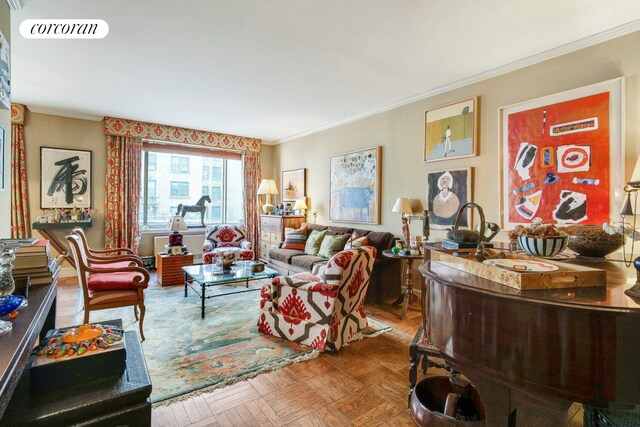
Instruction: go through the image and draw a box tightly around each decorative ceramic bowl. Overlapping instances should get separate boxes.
[566,225,623,258]
[517,235,568,258]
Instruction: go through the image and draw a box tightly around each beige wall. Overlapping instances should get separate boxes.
[23,112,105,271]
[21,113,273,260]
[260,144,275,179]
[0,4,10,238]
[274,31,640,243]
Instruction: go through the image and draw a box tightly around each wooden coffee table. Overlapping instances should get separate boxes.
[183,261,278,318]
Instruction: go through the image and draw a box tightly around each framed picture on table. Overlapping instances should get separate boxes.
[500,78,624,229]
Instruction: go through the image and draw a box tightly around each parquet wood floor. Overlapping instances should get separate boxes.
[56,277,584,426]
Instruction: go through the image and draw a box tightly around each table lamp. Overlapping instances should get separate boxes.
[294,198,307,216]
[392,197,413,248]
[257,179,279,214]
[167,215,188,249]
[621,155,640,299]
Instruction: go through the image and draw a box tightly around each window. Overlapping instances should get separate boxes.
[212,186,221,202]
[171,156,189,173]
[211,206,222,222]
[212,166,222,181]
[139,147,243,229]
[148,153,157,171]
[170,181,189,198]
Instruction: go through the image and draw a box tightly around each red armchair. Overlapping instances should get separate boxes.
[258,246,376,351]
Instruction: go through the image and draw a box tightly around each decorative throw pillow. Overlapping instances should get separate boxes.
[305,230,327,256]
[281,226,309,250]
[319,234,351,259]
[343,233,370,250]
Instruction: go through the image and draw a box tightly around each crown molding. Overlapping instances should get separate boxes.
[276,19,640,144]
[26,105,103,121]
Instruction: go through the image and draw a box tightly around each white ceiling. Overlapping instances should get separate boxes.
[9,0,640,142]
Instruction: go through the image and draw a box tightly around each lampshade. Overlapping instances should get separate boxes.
[629,155,640,188]
[293,198,307,210]
[257,179,279,195]
[167,215,188,231]
[392,197,412,214]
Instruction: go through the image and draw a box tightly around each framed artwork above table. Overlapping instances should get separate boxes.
[500,78,624,228]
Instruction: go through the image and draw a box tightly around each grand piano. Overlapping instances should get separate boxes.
[418,246,640,426]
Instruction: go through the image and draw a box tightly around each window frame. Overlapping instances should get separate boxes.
[139,146,243,229]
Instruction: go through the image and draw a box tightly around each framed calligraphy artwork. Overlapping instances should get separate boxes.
[40,147,92,209]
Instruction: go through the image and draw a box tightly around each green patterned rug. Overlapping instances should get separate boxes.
[79,279,391,403]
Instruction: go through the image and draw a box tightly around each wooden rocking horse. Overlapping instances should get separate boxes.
[176,195,211,226]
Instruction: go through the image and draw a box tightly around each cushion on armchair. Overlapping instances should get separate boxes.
[87,271,148,291]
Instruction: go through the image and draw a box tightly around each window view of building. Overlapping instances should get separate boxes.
[139,148,243,229]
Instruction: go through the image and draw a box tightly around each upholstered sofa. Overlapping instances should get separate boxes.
[259,246,376,351]
[266,223,400,303]
[202,225,254,264]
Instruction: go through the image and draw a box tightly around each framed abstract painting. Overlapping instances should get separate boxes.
[281,168,306,202]
[426,168,473,229]
[0,126,4,191]
[40,147,92,209]
[330,146,381,224]
[424,97,478,162]
[500,78,624,229]
[0,30,9,110]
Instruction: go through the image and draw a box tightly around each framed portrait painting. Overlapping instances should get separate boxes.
[330,146,381,224]
[500,78,624,228]
[426,168,473,228]
[424,97,478,162]
[281,168,306,202]
[40,147,92,209]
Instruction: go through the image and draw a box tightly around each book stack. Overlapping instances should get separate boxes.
[4,239,61,286]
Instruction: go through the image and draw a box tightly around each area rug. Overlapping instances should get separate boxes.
[77,280,391,403]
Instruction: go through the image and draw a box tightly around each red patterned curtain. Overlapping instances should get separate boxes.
[104,135,142,252]
[243,151,261,258]
[10,122,31,238]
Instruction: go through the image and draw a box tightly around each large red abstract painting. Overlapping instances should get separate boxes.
[501,79,624,229]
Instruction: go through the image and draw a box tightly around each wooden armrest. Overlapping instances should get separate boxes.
[91,248,136,255]
[88,255,142,266]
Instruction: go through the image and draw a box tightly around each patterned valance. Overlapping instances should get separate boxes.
[11,104,25,125]
[104,116,261,153]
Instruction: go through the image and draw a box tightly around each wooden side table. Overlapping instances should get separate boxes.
[382,249,423,319]
[157,252,194,286]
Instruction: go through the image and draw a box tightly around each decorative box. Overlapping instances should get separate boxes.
[30,319,126,394]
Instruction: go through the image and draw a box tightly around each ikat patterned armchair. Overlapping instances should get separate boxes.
[203,225,254,264]
[258,246,376,351]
